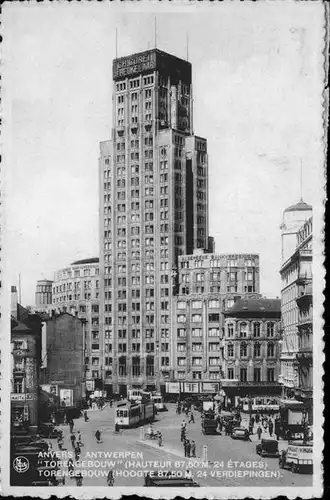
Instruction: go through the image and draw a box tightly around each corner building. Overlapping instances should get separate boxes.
[279,200,312,403]
[99,49,211,396]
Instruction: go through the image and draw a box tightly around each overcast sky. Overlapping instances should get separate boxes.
[3,1,325,306]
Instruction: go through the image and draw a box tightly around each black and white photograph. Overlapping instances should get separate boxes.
[1,1,326,497]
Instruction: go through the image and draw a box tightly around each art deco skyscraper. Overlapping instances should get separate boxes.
[99,49,210,395]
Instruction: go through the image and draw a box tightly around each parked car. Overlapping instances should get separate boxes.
[38,423,62,439]
[14,441,49,454]
[231,427,249,440]
[256,439,279,458]
[144,472,200,487]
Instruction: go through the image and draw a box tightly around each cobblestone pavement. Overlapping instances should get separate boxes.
[45,404,312,488]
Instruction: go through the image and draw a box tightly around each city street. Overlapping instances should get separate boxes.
[46,404,313,487]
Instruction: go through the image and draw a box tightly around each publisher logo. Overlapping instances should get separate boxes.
[13,456,30,473]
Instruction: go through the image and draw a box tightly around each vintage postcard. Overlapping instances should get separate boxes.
[0,0,327,497]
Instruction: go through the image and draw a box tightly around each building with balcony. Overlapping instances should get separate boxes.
[99,49,213,396]
[52,258,100,393]
[279,200,313,412]
[223,298,281,407]
[294,217,313,421]
[11,286,42,430]
[171,251,261,394]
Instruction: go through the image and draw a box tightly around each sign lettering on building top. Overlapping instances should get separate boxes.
[113,52,157,81]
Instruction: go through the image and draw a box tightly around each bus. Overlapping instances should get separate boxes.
[115,400,155,428]
[151,394,166,411]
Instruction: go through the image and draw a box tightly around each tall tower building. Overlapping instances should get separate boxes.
[99,49,209,396]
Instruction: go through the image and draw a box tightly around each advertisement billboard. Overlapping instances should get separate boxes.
[85,380,95,392]
[165,382,180,394]
[203,382,219,393]
[59,388,73,407]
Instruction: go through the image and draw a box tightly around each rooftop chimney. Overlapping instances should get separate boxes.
[11,286,18,320]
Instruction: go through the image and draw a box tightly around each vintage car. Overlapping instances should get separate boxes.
[13,439,49,453]
[231,427,250,440]
[38,423,63,439]
[144,472,200,487]
[256,439,279,458]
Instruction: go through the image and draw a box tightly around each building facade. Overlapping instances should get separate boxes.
[295,217,313,421]
[99,49,212,395]
[223,298,282,406]
[51,258,100,391]
[41,313,85,406]
[171,251,261,391]
[35,279,53,309]
[11,287,42,429]
[279,200,312,404]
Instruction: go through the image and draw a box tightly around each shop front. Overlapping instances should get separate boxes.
[11,393,38,430]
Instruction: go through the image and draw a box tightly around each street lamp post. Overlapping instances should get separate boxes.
[155,340,160,393]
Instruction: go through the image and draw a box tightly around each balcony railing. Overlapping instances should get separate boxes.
[296,348,312,360]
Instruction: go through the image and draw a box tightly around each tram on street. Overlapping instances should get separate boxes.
[115,400,155,428]
[127,389,151,402]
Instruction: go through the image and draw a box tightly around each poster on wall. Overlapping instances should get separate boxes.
[85,380,95,392]
[165,382,180,394]
[59,389,73,407]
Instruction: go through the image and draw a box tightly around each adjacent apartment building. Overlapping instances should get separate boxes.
[40,312,86,407]
[99,49,212,395]
[51,258,100,392]
[11,287,42,430]
[223,298,281,407]
[279,199,313,417]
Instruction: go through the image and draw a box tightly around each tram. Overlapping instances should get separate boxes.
[115,400,155,428]
[127,389,151,402]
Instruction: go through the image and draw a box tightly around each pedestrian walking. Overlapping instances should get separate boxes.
[180,428,185,442]
[70,433,76,449]
[75,444,81,460]
[107,470,114,486]
[57,435,64,450]
[186,439,191,458]
[158,432,163,447]
[75,472,83,486]
[189,411,195,424]
[190,440,196,458]
[68,458,74,477]
[69,419,74,433]
[84,410,89,422]
[251,416,255,427]
[95,429,101,443]
[245,429,252,442]
[269,421,274,437]
[257,425,262,440]
[249,422,254,435]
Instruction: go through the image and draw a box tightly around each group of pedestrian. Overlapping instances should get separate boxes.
[179,419,196,458]
[183,438,196,458]
[176,401,193,416]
